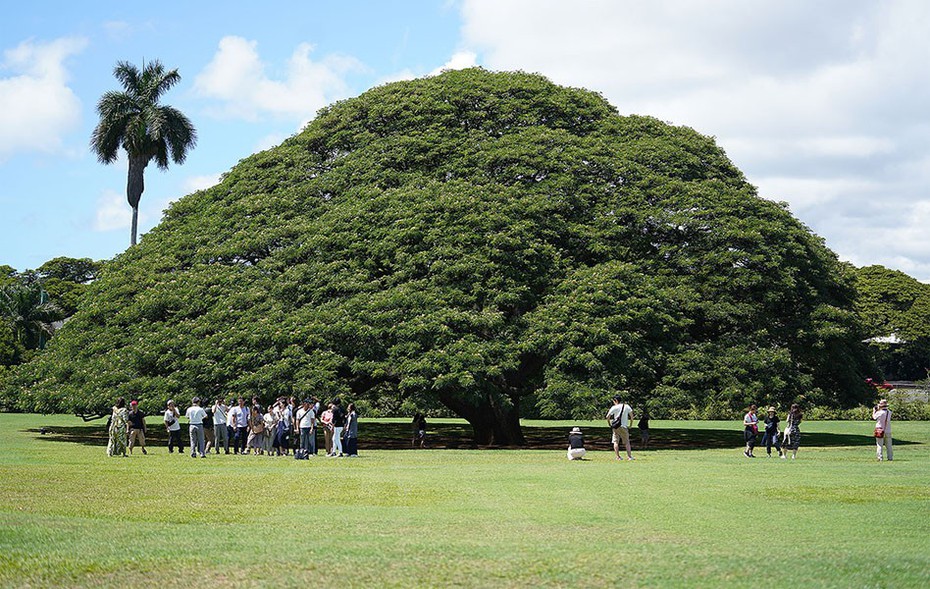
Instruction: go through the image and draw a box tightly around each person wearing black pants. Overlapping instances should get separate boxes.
[761,407,783,458]
[343,403,358,457]
[230,397,250,455]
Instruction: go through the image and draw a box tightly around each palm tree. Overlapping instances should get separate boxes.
[91,60,197,246]
[0,282,63,350]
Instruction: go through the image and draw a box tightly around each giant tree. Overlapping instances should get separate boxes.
[91,60,196,246]
[9,69,875,441]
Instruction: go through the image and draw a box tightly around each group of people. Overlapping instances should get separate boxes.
[107,395,359,459]
[110,394,896,462]
[742,403,803,459]
[563,396,895,462]
[566,396,650,461]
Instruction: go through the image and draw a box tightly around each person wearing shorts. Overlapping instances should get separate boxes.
[606,396,634,461]
[127,400,147,455]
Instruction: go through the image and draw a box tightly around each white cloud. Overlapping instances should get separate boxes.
[0,37,86,159]
[458,0,930,281]
[194,36,363,122]
[254,133,288,152]
[183,174,221,193]
[94,189,135,232]
[429,51,478,76]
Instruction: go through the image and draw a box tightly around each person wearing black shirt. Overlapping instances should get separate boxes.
[761,406,783,458]
[567,427,586,460]
[330,400,346,457]
[127,400,147,455]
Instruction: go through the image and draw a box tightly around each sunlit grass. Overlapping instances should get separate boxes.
[0,414,927,588]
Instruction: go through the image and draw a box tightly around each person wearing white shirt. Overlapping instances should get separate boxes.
[296,399,316,456]
[229,397,250,455]
[872,399,893,461]
[164,400,183,454]
[212,398,229,455]
[185,397,208,458]
[606,396,635,461]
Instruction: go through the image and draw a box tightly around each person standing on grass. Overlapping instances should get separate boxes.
[637,407,650,450]
[309,397,321,454]
[872,399,893,462]
[320,404,334,456]
[127,400,147,455]
[412,413,427,448]
[164,399,183,454]
[202,404,214,455]
[567,427,586,460]
[246,402,265,455]
[783,404,802,459]
[263,403,277,456]
[296,399,316,457]
[344,403,359,457]
[606,395,634,461]
[185,397,207,458]
[761,406,783,458]
[273,397,291,456]
[331,398,346,457]
[107,397,129,457]
[743,404,759,458]
[229,397,249,455]
[213,397,229,455]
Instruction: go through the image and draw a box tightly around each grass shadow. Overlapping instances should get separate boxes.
[25,422,918,451]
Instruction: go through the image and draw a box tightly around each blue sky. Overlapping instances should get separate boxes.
[3,1,930,281]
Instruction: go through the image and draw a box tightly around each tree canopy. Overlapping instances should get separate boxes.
[91,60,196,246]
[6,69,875,442]
[854,265,930,380]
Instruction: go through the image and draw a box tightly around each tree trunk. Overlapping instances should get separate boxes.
[130,205,139,246]
[438,390,526,446]
[127,155,148,246]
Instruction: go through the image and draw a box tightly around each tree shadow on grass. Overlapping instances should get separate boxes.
[25,422,918,451]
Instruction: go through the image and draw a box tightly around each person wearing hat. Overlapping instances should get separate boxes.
[164,400,183,454]
[567,427,586,460]
[872,399,893,461]
[127,400,147,455]
[185,397,207,458]
[760,406,783,458]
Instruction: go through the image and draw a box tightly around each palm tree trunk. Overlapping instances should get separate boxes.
[130,206,139,246]
[127,155,147,246]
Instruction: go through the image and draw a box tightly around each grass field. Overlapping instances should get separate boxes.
[1,414,928,588]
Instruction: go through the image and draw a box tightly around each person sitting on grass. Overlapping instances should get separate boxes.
[567,427,586,460]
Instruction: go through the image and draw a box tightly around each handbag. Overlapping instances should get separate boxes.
[874,427,884,438]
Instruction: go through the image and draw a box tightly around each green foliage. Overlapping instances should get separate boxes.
[6,70,875,438]
[91,60,197,245]
[0,282,63,352]
[854,265,930,380]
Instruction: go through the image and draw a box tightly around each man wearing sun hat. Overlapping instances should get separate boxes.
[872,399,893,461]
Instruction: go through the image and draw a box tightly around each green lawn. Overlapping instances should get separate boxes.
[1,414,927,588]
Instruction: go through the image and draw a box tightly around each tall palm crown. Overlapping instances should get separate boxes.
[0,283,63,350]
[91,60,197,246]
